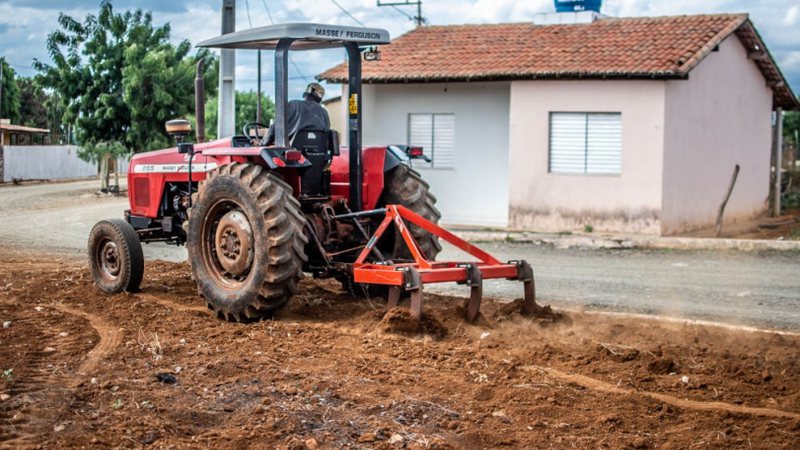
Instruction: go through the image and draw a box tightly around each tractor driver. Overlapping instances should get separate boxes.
[265,82,330,146]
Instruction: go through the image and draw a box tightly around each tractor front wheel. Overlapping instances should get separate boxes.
[187,163,308,322]
[88,219,144,294]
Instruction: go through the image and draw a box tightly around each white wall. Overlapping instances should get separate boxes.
[2,146,96,182]
[662,36,774,234]
[508,80,666,233]
[357,82,512,227]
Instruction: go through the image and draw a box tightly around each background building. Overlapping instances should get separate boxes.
[320,13,798,235]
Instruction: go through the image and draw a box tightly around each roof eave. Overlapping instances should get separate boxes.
[319,72,688,84]
[735,20,799,110]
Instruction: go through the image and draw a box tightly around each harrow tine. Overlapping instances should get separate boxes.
[460,264,483,323]
[387,286,401,310]
[409,288,423,320]
[516,260,539,316]
[395,266,423,320]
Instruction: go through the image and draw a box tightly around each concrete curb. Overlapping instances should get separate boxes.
[453,230,800,252]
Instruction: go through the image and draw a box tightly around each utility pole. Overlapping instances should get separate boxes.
[377,0,426,27]
[0,57,5,121]
[1,57,4,181]
[218,0,236,138]
[256,50,262,124]
[773,107,784,217]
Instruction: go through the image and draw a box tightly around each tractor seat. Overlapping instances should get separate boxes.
[291,129,328,156]
[291,129,339,199]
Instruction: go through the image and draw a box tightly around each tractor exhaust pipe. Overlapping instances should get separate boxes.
[195,59,206,144]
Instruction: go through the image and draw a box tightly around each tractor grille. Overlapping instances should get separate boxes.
[134,178,150,208]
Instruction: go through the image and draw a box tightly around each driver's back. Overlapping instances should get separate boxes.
[267,99,331,145]
[287,99,330,140]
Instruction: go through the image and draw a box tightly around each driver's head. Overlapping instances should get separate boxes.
[303,82,325,103]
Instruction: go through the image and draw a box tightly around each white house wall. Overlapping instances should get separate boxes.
[661,36,774,235]
[508,80,666,233]
[355,82,512,227]
[1,145,97,182]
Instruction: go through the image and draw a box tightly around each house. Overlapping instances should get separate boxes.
[319,13,799,235]
[0,119,50,146]
[321,95,343,135]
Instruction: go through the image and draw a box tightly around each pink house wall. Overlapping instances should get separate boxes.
[508,80,665,233]
[661,36,774,235]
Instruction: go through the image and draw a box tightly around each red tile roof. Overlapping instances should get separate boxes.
[318,14,797,109]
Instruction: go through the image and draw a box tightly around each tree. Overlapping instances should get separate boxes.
[17,78,48,129]
[0,60,20,122]
[785,109,799,148]
[204,91,275,141]
[34,1,216,159]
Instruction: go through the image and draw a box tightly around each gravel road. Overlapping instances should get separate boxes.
[2,179,798,330]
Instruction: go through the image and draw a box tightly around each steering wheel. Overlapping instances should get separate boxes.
[242,122,269,143]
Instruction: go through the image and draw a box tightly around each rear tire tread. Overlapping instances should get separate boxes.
[188,162,307,322]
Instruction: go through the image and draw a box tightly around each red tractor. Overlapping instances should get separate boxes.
[88,23,546,323]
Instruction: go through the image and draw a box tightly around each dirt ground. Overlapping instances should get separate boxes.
[1,248,799,449]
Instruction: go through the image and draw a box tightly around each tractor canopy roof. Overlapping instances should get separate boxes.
[197,23,391,51]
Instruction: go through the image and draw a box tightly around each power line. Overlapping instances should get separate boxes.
[328,0,366,27]
[260,0,275,24]
[290,58,311,83]
[244,0,254,27]
[377,0,426,27]
[391,5,414,21]
[257,0,311,83]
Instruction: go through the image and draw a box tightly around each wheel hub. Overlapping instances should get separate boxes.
[214,210,253,277]
[100,241,121,278]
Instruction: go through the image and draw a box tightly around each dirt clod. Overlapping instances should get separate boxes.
[648,358,676,375]
[388,433,405,446]
[380,307,447,339]
[495,298,570,324]
[154,372,177,384]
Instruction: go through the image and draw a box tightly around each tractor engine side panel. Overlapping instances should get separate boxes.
[330,146,387,210]
[127,148,216,218]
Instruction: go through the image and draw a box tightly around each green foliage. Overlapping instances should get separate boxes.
[78,140,129,164]
[34,1,217,161]
[203,91,275,141]
[584,224,594,233]
[16,78,48,129]
[783,191,800,210]
[16,77,68,143]
[0,60,20,122]
[784,109,799,146]
[1,368,12,382]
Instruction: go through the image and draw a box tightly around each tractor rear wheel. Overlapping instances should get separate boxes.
[340,163,442,297]
[88,219,144,294]
[187,163,308,322]
[381,163,442,260]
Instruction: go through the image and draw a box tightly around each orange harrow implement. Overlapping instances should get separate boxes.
[349,205,545,322]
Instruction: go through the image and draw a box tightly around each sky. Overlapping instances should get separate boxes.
[0,0,798,101]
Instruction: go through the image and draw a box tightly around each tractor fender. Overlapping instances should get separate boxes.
[383,145,411,173]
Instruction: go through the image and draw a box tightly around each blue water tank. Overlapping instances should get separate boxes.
[554,0,602,12]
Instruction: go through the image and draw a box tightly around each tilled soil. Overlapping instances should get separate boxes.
[0,249,799,449]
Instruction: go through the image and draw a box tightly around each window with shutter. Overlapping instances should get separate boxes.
[549,112,621,175]
[408,113,455,169]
